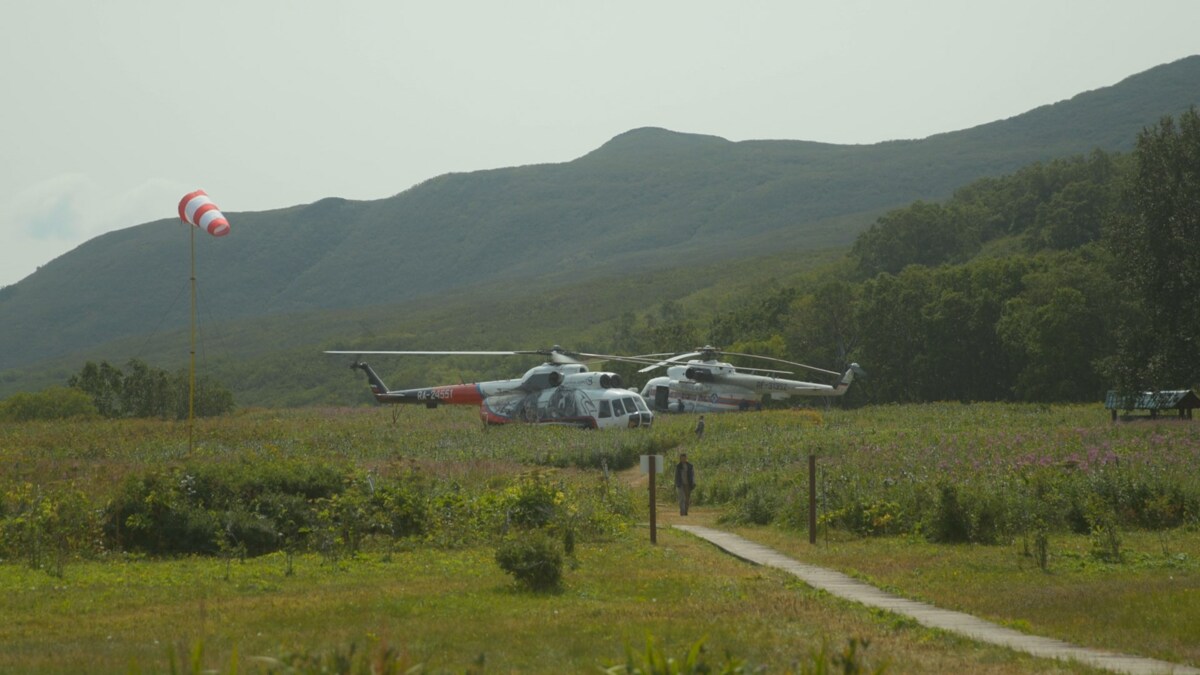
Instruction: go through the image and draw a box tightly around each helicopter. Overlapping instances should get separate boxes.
[635,345,863,413]
[325,346,654,429]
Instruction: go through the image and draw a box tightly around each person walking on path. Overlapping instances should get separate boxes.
[694,415,705,440]
[674,452,696,516]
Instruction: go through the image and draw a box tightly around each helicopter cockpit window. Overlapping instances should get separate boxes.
[630,397,650,413]
[598,400,612,418]
[622,397,640,414]
[611,398,626,416]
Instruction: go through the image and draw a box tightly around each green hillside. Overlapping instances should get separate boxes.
[1,56,1198,398]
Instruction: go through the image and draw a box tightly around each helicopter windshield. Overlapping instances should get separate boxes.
[611,398,626,416]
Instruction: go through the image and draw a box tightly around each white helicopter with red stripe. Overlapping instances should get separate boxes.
[636,346,863,413]
[325,346,654,429]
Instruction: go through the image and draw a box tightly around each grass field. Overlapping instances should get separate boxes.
[720,524,1200,668]
[1,531,1109,674]
[2,402,1196,672]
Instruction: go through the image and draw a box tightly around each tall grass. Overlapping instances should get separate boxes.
[2,403,1189,671]
[691,403,1200,544]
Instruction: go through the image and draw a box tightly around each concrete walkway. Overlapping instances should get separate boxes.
[674,524,1199,675]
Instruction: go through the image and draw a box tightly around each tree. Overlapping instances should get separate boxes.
[1105,108,1200,390]
[853,257,1028,403]
[123,359,173,418]
[174,370,236,419]
[998,250,1120,401]
[852,201,982,277]
[785,280,860,371]
[68,361,125,417]
[67,359,235,419]
[643,300,702,351]
[1029,180,1111,250]
[854,268,936,402]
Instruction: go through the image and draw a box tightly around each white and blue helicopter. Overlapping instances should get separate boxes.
[636,345,863,413]
[326,346,654,430]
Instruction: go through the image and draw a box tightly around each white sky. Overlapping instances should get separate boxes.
[1,0,1197,287]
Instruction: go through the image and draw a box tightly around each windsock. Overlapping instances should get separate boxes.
[178,189,230,237]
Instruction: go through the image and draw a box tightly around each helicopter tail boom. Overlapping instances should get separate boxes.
[352,361,390,399]
[828,363,863,397]
[351,361,484,406]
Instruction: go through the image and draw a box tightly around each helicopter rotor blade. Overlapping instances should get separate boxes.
[718,351,842,377]
[327,346,618,367]
[324,346,716,372]
[325,350,521,357]
[637,351,703,373]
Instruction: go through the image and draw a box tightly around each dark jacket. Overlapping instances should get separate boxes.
[674,461,695,490]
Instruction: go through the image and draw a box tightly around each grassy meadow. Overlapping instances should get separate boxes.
[2,402,1197,672]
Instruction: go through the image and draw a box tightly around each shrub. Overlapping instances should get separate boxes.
[1033,526,1050,571]
[218,508,280,557]
[106,472,217,555]
[106,460,346,557]
[0,482,100,574]
[0,387,98,421]
[1085,495,1122,563]
[927,484,971,543]
[721,485,777,526]
[504,471,564,530]
[495,530,564,591]
[371,478,432,538]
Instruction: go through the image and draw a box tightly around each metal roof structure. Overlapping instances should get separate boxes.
[1105,389,1200,411]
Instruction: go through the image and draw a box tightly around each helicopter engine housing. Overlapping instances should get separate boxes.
[560,372,625,389]
[519,370,563,391]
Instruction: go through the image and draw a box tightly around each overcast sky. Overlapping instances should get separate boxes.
[1,1,1197,287]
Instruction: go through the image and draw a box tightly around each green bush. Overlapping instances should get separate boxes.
[927,484,971,543]
[106,472,216,555]
[63,457,632,559]
[0,387,98,421]
[218,508,280,557]
[721,485,778,526]
[0,482,101,574]
[105,460,346,556]
[495,530,564,591]
[371,478,432,538]
[504,471,564,530]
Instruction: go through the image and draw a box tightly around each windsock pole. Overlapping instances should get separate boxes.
[189,223,196,453]
[177,189,229,454]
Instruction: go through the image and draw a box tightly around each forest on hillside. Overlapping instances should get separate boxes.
[5,109,1198,412]
[603,109,1200,405]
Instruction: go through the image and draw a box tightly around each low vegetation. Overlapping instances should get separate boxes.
[702,404,1200,545]
[1,402,1196,672]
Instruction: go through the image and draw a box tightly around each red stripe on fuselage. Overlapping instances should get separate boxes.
[425,383,484,405]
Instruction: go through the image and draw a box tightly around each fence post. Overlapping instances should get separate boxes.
[649,454,657,545]
[808,453,817,545]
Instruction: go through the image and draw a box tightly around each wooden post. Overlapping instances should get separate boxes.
[808,453,817,545]
[649,454,657,544]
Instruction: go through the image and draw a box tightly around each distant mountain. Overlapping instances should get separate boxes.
[1,55,1198,375]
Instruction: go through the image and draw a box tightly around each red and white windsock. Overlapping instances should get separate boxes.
[178,189,231,237]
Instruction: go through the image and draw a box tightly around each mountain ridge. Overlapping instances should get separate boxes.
[1,56,1198,375]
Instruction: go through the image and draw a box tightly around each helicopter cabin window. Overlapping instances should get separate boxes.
[611,398,626,416]
[598,400,612,418]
